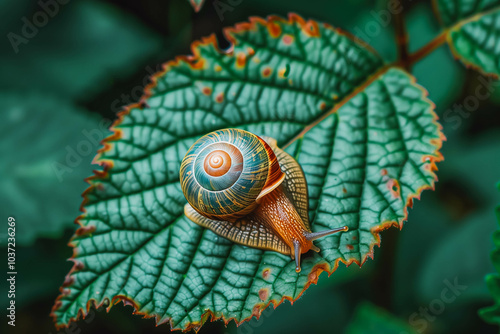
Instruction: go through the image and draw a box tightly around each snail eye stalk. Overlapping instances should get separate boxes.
[305,226,348,241]
[293,240,301,273]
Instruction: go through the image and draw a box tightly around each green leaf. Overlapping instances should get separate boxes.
[418,210,495,300]
[0,92,109,246]
[434,0,499,27]
[1,0,162,100]
[52,15,443,331]
[433,0,500,76]
[188,0,205,12]
[479,183,500,325]
[417,137,499,302]
[346,302,418,334]
[393,134,500,309]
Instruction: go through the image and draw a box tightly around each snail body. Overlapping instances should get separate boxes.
[180,128,347,272]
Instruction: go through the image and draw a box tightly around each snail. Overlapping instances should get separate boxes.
[180,128,348,272]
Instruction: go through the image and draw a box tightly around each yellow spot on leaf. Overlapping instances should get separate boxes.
[236,52,247,68]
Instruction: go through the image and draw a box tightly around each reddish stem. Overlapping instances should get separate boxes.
[394,8,410,70]
[406,31,448,66]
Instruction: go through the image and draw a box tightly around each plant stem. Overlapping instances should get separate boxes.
[406,31,448,67]
[394,7,410,70]
[403,4,500,67]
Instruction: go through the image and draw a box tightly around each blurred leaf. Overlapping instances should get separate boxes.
[418,134,499,303]
[0,92,109,246]
[434,0,499,27]
[346,301,418,334]
[0,0,162,101]
[479,183,500,325]
[394,132,500,313]
[52,15,443,332]
[433,0,500,76]
[418,210,495,301]
[440,132,500,204]
[393,191,450,312]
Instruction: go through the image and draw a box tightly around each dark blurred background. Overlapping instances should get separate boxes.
[1,0,499,333]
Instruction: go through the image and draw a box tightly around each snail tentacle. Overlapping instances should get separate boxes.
[293,240,302,273]
[310,244,321,252]
[304,226,349,241]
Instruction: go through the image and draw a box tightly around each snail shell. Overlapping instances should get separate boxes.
[180,128,284,221]
[180,128,347,272]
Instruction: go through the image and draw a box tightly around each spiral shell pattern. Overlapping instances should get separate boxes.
[194,143,243,191]
[180,128,283,221]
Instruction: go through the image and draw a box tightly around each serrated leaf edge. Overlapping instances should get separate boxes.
[432,0,500,78]
[50,13,445,332]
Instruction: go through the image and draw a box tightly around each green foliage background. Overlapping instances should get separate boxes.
[1,0,499,333]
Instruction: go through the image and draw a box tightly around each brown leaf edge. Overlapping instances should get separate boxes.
[50,13,445,333]
[431,0,500,79]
